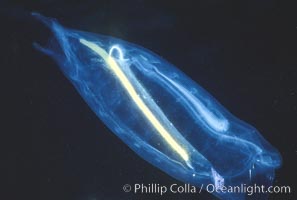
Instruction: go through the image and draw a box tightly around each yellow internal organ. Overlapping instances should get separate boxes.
[79,39,189,162]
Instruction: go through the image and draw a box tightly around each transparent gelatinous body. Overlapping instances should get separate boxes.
[33,14,281,199]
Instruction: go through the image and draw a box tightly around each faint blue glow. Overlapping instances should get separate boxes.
[33,13,282,200]
[155,68,229,133]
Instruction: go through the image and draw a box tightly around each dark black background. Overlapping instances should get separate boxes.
[2,0,297,199]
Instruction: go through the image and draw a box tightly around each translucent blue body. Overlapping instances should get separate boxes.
[33,14,281,199]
